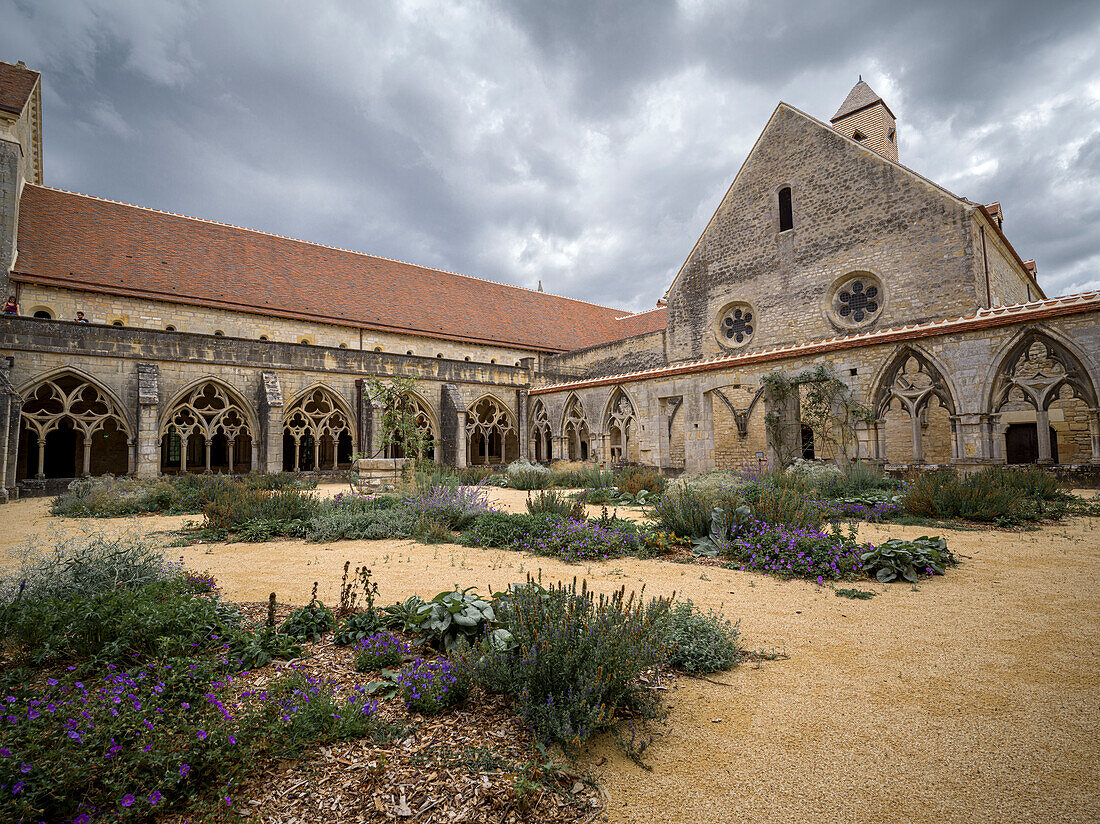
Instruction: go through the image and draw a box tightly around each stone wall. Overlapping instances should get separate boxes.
[538,329,667,380]
[663,104,997,363]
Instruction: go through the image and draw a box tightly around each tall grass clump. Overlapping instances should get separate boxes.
[405,481,493,529]
[525,489,582,519]
[551,464,615,489]
[651,486,713,537]
[614,465,666,496]
[467,579,671,749]
[816,461,901,499]
[972,465,1065,501]
[505,459,552,490]
[902,469,1024,522]
[202,485,320,532]
[750,483,824,528]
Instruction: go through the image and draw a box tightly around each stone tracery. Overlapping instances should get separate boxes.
[20,373,131,478]
[283,387,355,471]
[873,349,956,464]
[530,399,552,462]
[561,394,591,461]
[160,382,253,473]
[466,396,517,465]
[605,388,636,463]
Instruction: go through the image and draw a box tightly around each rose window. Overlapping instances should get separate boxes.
[721,308,753,344]
[838,281,879,323]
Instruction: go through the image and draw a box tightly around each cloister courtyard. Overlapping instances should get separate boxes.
[2,483,1097,824]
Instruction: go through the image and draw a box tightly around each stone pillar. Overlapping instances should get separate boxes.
[258,371,283,474]
[600,433,611,467]
[909,406,924,464]
[0,365,21,501]
[135,363,160,478]
[875,419,886,463]
[517,389,529,462]
[456,412,468,469]
[555,435,567,462]
[1035,406,1053,464]
[1089,409,1100,464]
[684,391,716,474]
[369,402,384,458]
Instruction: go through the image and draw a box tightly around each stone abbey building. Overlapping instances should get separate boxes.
[1,60,1098,499]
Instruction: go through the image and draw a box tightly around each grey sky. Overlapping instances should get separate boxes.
[2,0,1098,311]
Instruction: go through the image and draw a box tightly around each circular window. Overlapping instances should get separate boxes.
[714,302,755,348]
[829,273,885,329]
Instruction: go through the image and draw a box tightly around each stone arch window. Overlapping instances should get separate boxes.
[214,330,225,336]
[605,388,636,464]
[800,424,815,459]
[778,186,793,232]
[112,320,125,327]
[160,382,253,474]
[714,302,755,349]
[374,346,383,352]
[562,395,591,462]
[873,349,956,465]
[466,396,517,466]
[282,387,354,472]
[464,356,471,362]
[531,399,552,463]
[988,333,1099,465]
[259,335,269,341]
[829,272,885,329]
[406,350,414,356]
[383,395,437,461]
[339,343,348,349]
[19,373,132,480]
[32,308,53,319]
[165,325,176,332]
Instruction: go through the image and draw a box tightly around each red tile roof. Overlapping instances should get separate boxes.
[13,185,661,352]
[0,61,38,115]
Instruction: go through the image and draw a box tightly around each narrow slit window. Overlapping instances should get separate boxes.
[778,187,793,232]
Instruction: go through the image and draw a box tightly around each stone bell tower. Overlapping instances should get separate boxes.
[830,77,898,162]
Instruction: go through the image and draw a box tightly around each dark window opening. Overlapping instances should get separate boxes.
[800,425,815,460]
[778,187,793,232]
[852,129,866,141]
[33,310,52,319]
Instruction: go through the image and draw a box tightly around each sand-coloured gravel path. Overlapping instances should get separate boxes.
[2,487,1097,823]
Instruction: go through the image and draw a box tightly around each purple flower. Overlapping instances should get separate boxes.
[179,764,191,777]
[121,794,134,807]
[12,781,23,794]
[197,729,207,740]
[149,790,162,804]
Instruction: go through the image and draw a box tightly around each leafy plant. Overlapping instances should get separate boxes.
[834,588,876,600]
[526,489,584,519]
[663,599,741,674]
[380,595,427,630]
[651,487,713,538]
[614,465,666,496]
[408,587,495,651]
[397,658,468,714]
[510,517,642,562]
[333,612,381,646]
[459,511,545,548]
[280,583,336,642]
[861,535,954,583]
[506,459,553,490]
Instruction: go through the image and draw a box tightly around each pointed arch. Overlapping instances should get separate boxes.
[985,328,1099,465]
[384,389,439,462]
[160,378,256,474]
[18,370,132,480]
[282,385,355,472]
[530,398,553,463]
[466,394,518,466]
[871,346,958,465]
[560,393,591,462]
[604,387,638,464]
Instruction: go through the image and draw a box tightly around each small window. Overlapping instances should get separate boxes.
[214,330,224,336]
[464,356,471,362]
[374,346,383,352]
[778,187,793,232]
[338,343,348,349]
[406,350,414,356]
[112,320,125,327]
[165,325,176,332]
[490,359,496,364]
[259,335,269,341]
[852,129,866,141]
[33,310,52,319]
[437,353,444,359]
[300,338,311,345]
[887,128,896,143]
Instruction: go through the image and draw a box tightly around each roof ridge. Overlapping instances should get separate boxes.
[29,184,647,318]
[614,305,667,320]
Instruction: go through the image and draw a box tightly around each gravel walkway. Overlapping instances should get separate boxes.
[2,489,1097,823]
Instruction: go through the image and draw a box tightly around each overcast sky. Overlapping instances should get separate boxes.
[3,0,1098,311]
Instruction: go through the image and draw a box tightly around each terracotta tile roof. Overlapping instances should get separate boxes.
[12,185,660,352]
[531,290,1100,394]
[0,61,38,115]
[604,305,667,340]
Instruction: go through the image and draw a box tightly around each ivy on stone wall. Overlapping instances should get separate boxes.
[365,376,428,462]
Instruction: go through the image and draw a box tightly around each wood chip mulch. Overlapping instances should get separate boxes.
[209,603,605,824]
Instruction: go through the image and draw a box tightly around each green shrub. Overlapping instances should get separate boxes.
[751,484,823,527]
[511,516,644,562]
[280,588,336,642]
[460,511,544,548]
[817,461,901,499]
[525,489,583,518]
[614,465,666,496]
[551,465,615,489]
[472,579,671,749]
[505,459,553,490]
[202,485,320,532]
[972,465,1065,501]
[353,631,409,671]
[305,499,418,542]
[379,596,426,630]
[397,657,468,714]
[652,487,713,537]
[902,469,1024,522]
[861,535,955,583]
[333,612,382,646]
[457,466,500,485]
[664,600,742,674]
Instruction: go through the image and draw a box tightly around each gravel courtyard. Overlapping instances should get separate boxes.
[2,486,1097,824]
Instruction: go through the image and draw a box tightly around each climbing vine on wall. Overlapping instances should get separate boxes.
[762,365,874,467]
[364,377,428,462]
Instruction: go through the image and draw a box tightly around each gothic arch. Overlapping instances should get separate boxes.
[871,346,959,464]
[383,390,439,462]
[984,328,1100,464]
[282,385,355,472]
[560,393,591,462]
[604,387,638,464]
[530,398,553,463]
[466,394,518,466]
[159,378,256,473]
[18,370,133,480]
